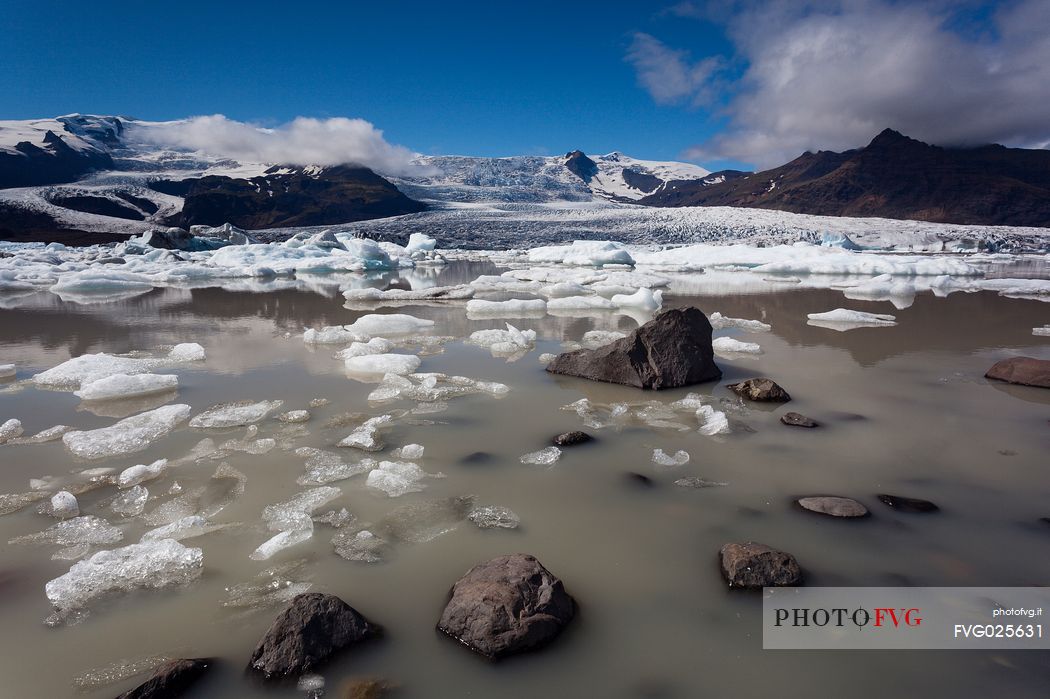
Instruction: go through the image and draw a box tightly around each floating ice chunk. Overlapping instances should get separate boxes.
[12,424,71,444]
[74,373,178,401]
[303,326,362,345]
[365,460,430,497]
[611,288,663,311]
[394,443,424,460]
[189,400,283,428]
[298,674,326,696]
[697,405,730,436]
[520,446,561,465]
[277,410,311,423]
[344,353,421,378]
[367,372,509,403]
[111,486,149,517]
[0,490,49,515]
[807,308,898,330]
[653,448,690,467]
[223,559,313,610]
[45,539,203,617]
[62,405,191,459]
[468,505,520,529]
[33,353,154,389]
[309,398,330,408]
[342,285,473,303]
[546,295,616,311]
[198,463,247,518]
[332,529,388,563]
[708,312,771,332]
[250,522,313,561]
[841,274,917,309]
[712,337,762,355]
[675,477,729,488]
[1033,325,1050,337]
[405,232,437,253]
[168,343,206,362]
[10,515,123,547]
[468,323,537,356]
[118,459,168,488]
[345,313,435,337]
[337,414,393,450]
[49,491,80,519]
[141,516,225,542]
[49,269,154,295]
[262,487,342,532]
[466,298,547,316]
[538,353,557,364]
[0,363,15,378]
[295,447,374,485]
[314,508,353,528]
[541,281,591,298]
[528,240,635,267]
[0,418,22,443]
[336,338,393,359]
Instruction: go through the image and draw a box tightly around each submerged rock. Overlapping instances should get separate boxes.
[797,496,868,518]
[877,494,940,513]
[719,542,802,588]
[248,593,379,681]
[985,357,1050,389]
[437,553,575,658]
[115,658,213,699]
[545,307,721,389]
[726,378,791,402]
[552,430,593,446]
[781,412,818,428]
[341,677,394,699]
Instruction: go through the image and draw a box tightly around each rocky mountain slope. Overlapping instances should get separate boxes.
[642,129,1050,227]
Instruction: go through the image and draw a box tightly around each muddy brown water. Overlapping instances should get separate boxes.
[0,262,1048,698]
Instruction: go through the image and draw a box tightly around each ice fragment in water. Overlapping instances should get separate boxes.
[344,353,421,378]
[336,337,393,358]
[652,448,690,467]
[380,496,474,543]
[13,424,72,444]
[223,559,313,610]
[520,446,561,465]
[74,373,178,401]
[118,459,168,488]
[10,515,123,547]
[469,505,520,529]
[33,353,155,390]
[697,405,730,435]
[295,447,374,485]
[0,418,23,443]
[250,523,314,561]
[674,477,729,488]
[49,491,80,519]
[0,363,15,378]
[337,414,392,450]
[308,397,330,408]
[538,353,557,364]
[313,508,354,528]
[111,486,149,517]
[262,487,342,531]
[393,443,424,460]
[708,312,771,332]
[44,539,203,618]
[0,491,50,516]
[806,308,897,330]
[168,343,206,362]
[62,405,191,459]
[332,529,389,563]
[345,313,435,337]
[610,287,663,311]
[712,337,762,355]
[468,323,537,357]
[189,400,283,428]
[365,460,431,497]
[466,298,547,316]
[141,515,226,542]
[277,409,311,423]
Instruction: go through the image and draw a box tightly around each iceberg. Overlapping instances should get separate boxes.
[708,312,771,332]
[74,373,179,401]
[118,459,169,488]
[62,405,191,459]
[712,336,762,354]
[188,400,283,428]
[807,308,898,330]
[611,287,663,311]
[466,298,547,316]
[344,353,421,378]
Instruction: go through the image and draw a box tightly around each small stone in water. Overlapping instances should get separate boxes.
[468,505,520,529]
[797,496,868,518]
[877,493,939,513]
[781,412,819,428]
[520,446,561,465]
[552,431,592,446]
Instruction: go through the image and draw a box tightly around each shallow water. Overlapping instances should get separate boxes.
[1,262,1049,698]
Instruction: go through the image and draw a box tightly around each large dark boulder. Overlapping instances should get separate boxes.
[545,307,722,389]
[247,593,379,681]
[437,553,575,658]
[115,658,212,699]
[727,377,791,402]
[985,356,1050,389]
[719,542,802,588]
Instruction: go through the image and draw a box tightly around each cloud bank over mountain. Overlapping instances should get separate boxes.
[629,0,1050,168]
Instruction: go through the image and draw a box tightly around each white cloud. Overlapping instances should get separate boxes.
[131,115,422,175]
[632,0,1050,169]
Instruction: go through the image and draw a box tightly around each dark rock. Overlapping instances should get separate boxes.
[546,307,722,390]
[985,357,1050,389]
[781,412,818,428]
[797,496,868,518]
[552,431,593,446]
[727,378,791,402]
[460,451,493,465]
[248,593,379,681]
[340,677,394,699]
[877,494,939,513]
[563,150,598,183]
[97,256,126,264]
[437,553,575,658]
[624,472,654,488]
[719,542,802,588]
[115,658,212,699]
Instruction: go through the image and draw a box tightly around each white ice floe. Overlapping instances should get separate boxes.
[0,363,15,378]
[168,343,206,362]
[344,353,421,378]
[189,400,284,428]
[12,424,71,444]
[74,373,178,401]
[33,344,203,390]
[346,313,435,337]
[708,312,771,332]
[807,308,898,330]
[0,418,23,443]
[697,405,731,436]
[342,284,473,303]
[295,447,375,485]
[110,486,149,517]
[49,491,80,519]
[520,446,561,465]
[251,487,343,560]
[303,326,361,345]
[468,323,537,356]
[367,372,509,403]
[365,460,431,497]
[466,298,547,316]
[546,295,616,311]
[10,515,123,547]
[538,353,558,364]
[338,415,393,450]
[63,405,191,459]
[118,459,168,488]
[528,240,635,267]
[277,409,311,423]
[1034,325,1050,336]
[336,338,393,358]
[652,448,690,467]
[712,337,762,355]
[393,443,425,460]
[468,505,520,529]
[45,539,203,617]
[141,516,225,542]
[839,274,917,309]
[406,232,437,253]
[610,287,663,311]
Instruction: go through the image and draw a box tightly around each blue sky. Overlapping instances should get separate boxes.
[2,1,1047,171]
